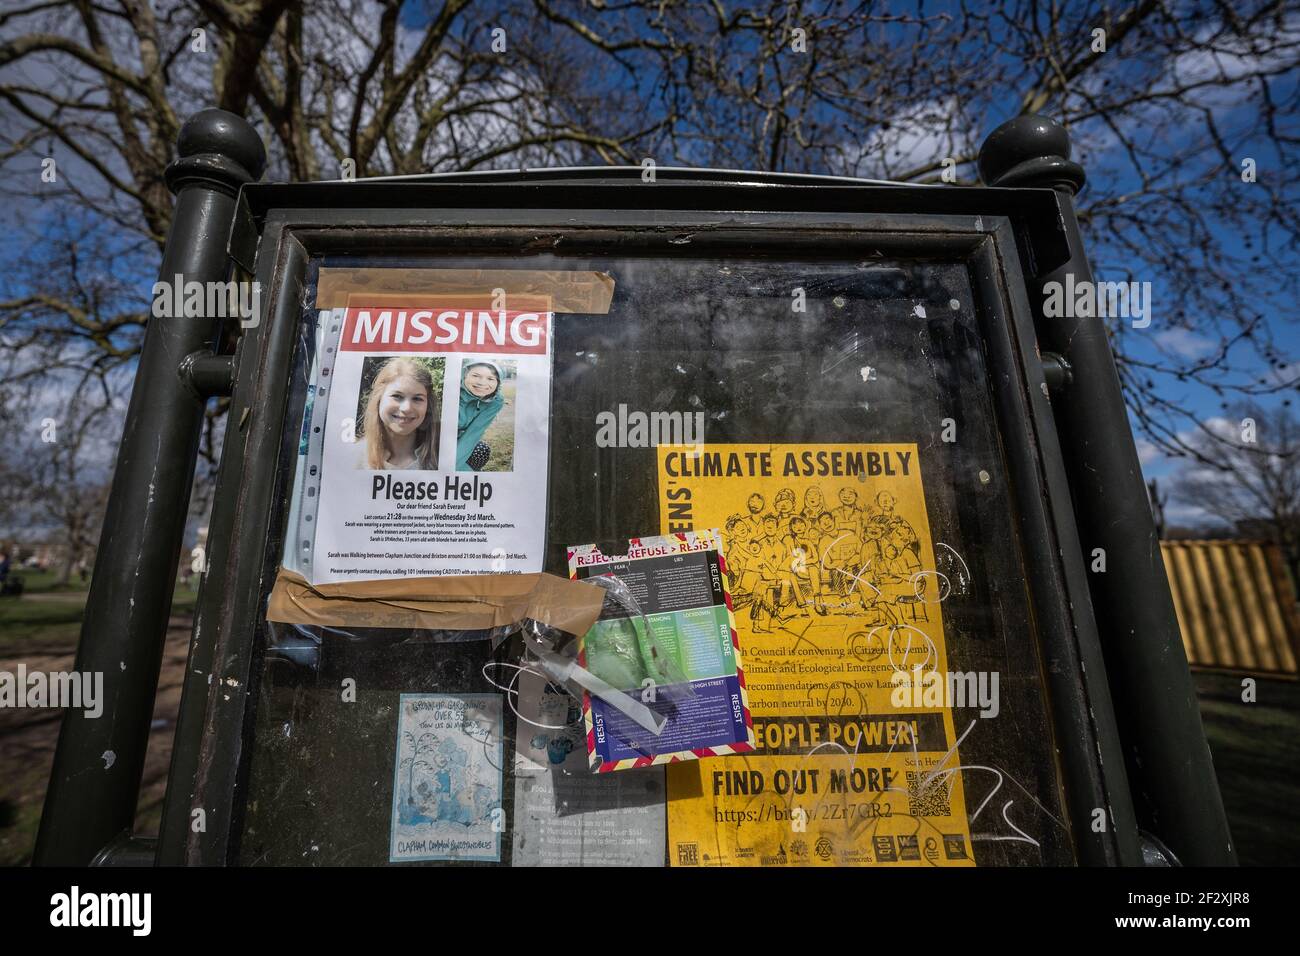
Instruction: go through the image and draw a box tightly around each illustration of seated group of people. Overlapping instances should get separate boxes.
[723,486,925,632]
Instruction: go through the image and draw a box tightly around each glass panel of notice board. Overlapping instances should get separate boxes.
[236,251,1075,867]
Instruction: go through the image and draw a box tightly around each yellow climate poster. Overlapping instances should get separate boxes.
[658,444,974,867]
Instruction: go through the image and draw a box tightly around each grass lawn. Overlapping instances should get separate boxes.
[8,568,91,594]
[0,599,86,656]
[1194,672,1300,866]
[0,584,198,657]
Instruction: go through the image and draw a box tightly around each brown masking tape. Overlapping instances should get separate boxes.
[315,267,615,314]
[266,568,606,636]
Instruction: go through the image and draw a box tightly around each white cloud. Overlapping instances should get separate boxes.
[1197,416,1239,442]
[1169,18,1300,93]
[830,97,974,180]
[1163,500,1231,529]
[1266,361,1300,388]
[1067,12,1300,168]
[1135,438,1162,465]
[1153,327,1216,359]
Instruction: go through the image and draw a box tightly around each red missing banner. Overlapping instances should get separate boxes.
[340,307,549,354]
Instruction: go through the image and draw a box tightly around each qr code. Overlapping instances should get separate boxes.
[906,771,952,817]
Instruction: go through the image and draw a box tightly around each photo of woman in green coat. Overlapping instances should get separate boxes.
[456,360,506,471]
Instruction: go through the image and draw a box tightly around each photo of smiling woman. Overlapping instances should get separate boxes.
[355,356,445,470]
[456,359,516,472]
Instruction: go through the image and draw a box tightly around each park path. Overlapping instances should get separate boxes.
[17,592,90,604]
[0,615,191,865]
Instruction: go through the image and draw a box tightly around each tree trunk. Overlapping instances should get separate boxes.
[57,550,75,586]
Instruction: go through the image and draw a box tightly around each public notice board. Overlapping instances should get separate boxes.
[246,256,1075,868]
[658,443,976,867]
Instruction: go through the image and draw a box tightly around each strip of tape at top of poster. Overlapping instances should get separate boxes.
[314,268,616,314]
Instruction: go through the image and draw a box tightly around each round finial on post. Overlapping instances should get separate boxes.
[165,108,267,196]
[977,114,1085,194]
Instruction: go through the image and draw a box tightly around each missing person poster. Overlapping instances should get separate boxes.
[307,302,553,584]
[657,444,975,867]
[567,530,756,772]
[389,693,504,863]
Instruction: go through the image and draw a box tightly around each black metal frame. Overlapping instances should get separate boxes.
[32,110,265,868]
[35,110,1234,868]
[158,196,1128,865]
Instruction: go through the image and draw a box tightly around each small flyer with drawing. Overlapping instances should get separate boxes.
[306,301,553,584]
[567,529,756,772]
[390,693,504,863]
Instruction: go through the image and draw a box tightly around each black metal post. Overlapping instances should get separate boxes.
[979,115,1236,865]
[33,110,265,866]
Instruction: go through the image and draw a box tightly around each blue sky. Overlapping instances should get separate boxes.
[3,1,1295,531]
